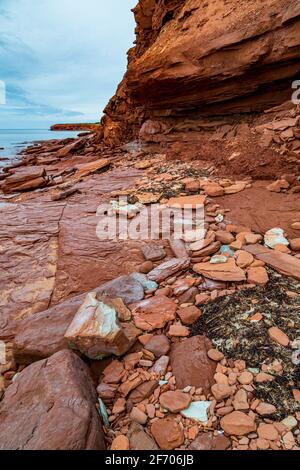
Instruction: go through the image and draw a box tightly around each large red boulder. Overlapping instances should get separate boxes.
[13,296,82,364]
[13,274,146,364]
[0,350,105,450]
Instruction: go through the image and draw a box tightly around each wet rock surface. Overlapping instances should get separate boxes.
[0,202,65,340]
[0,169,145,340]
[50,170,144,304]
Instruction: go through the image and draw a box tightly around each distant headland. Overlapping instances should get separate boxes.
[50,123,100,131]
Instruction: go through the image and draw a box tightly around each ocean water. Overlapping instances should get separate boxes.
[0,129,80,166]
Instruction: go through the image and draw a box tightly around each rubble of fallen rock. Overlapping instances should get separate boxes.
[1,0,300,452]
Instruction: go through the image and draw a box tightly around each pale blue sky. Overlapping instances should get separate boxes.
[0,0,136,128]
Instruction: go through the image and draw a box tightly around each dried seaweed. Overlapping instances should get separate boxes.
[136,163,209,199]
[191,270,300,417]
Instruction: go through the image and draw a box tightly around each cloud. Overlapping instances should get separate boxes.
[0,0,136,128]
[4,83,84,118]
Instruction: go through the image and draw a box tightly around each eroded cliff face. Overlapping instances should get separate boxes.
[102,0,300,147]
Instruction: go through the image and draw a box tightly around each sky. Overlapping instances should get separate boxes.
[0,0,136,128]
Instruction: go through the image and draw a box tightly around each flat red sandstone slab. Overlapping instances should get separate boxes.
[219,182,300,239]
[245,244,300,280]
[167,195,206,209]
[147,257,190,283]
[193,258,246,282]
[169,335,216,394]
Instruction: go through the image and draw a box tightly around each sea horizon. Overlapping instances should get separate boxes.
[0,128,80,165]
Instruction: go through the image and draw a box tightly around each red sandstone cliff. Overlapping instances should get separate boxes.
[102,0,300,147]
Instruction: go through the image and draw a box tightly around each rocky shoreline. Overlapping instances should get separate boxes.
[0,125,299,450]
